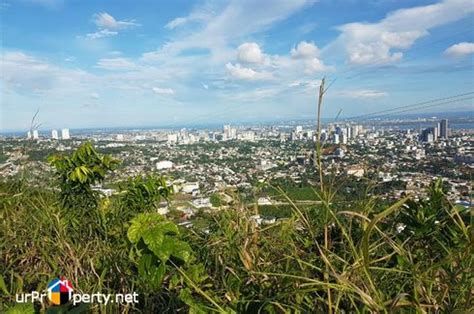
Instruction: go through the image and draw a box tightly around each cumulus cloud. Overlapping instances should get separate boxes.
[285,41,333,73]
[331,0,474,65]
[96,58,136,70]
[93,12,139,30]
[444,42,474,58]
[237,42,264,63]
[225,63,272,80]
[291,41,319,59]
[152,87,175,95]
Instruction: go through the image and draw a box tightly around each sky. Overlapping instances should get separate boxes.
[0,0,473,131]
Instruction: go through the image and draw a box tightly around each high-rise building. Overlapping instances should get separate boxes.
[33,130,39,140]
[27,131,32,139]
[341,133,347,144]
[167,133,178,144]
[435,122,441,137]
[440,119,448,139]
[333,133,340,144]
[61,128,70,140]
[223,125,236,141]
[51,130,58,140]
[421,128,437,143]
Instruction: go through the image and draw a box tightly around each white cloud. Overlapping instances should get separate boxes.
[331,0,474,65]
[152,87,175,95]
[202,83,209,89]
[237,42,264,63]
[89,92,99,99]
[165,11,210,29]
[1,51,92,95]
[444,42,474,58]
[304,57,334,74]
[291,41,319,59]
[336,89,388,99]
[225,63,272,80]
[82,13,139,40]
[93,12,139,30]
[143,0,315,62]
[270,44,332,74]
[96,58,136,70]
[85,29,118,40]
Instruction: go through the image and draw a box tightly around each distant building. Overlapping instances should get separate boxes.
[239,131,255,141]
[116,134,124,141]
[61,128,70,140]
[223,125,236,141]
[156,160,173,170]
[435,122,441,137]
[421,128,436,143]
[51,130,58,140]
[167,133,178,144]
[346,165,364,177]
[335,147,345,158]
[440,119,448,139]
[182,182,199,194]
[27,131,32,139]
[33,130,39,140]
[340,133,347,144]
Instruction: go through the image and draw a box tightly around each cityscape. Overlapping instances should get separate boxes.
[1,0,473,312]
[1,115,472,222]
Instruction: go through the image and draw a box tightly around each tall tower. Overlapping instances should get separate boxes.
[52,130,59,140]
[440,119,448,139]
[61,128,70,140]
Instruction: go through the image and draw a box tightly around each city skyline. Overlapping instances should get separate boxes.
[1,0,473,131]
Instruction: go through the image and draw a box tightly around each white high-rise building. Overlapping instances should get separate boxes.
[333,134,340,144]
[33,130,39,140]
[27,131,32,139]
[51,130,59,140]
[167,133,178,144]
[223,125,236,141]
[61,128,70,140]
[341,133,347,144]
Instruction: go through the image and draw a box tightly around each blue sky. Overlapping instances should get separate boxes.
[0,0,473,131]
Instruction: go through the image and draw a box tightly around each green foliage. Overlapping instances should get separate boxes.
[209,193,222,207]
[119,175,173,212]
[128,213,191,288]
[127,213,225,312]
[48,141,119,210]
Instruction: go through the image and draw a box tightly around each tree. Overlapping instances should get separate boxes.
[48,141,119,210]
[119,175,173,213]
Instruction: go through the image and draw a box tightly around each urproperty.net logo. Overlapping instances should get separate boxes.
[16,276,138,306]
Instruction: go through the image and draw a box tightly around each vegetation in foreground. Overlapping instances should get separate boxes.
[1,142,472,313]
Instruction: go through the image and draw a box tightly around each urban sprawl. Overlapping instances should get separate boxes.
[1,118,472,226]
